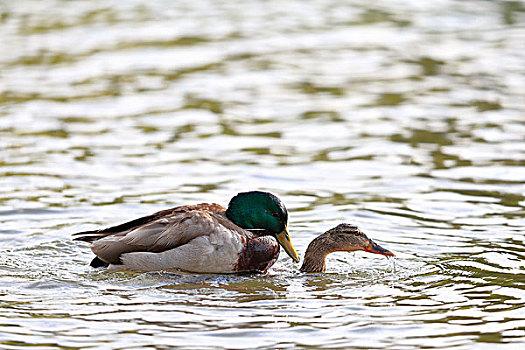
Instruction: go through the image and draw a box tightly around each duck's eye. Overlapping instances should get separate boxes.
[343,229,361,236]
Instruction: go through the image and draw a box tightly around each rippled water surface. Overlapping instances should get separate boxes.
[1,0,525,349]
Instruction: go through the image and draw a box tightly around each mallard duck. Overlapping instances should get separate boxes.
[73,191,299,273]
[300,223,394,273]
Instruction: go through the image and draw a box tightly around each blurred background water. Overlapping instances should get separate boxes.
[1,0,524,349]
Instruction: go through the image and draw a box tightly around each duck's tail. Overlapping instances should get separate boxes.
[72,229,114,242]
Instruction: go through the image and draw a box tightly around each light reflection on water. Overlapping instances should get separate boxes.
[1,0,524,349]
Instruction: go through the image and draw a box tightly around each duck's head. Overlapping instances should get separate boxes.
[300,223,394,272]
[226,191,299,263]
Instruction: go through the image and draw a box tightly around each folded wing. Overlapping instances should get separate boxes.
[72,203,228,265]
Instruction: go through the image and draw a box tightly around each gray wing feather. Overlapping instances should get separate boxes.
[91,211,221,264]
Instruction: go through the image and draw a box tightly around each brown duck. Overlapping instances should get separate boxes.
[300,223,394,273]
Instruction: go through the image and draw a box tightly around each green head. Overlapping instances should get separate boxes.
[225,191,299,262]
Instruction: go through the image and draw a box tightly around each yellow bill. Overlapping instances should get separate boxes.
[275,226,299,263]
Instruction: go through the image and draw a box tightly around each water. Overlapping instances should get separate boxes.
[1,0,524,348]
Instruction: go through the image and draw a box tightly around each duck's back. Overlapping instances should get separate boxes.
[72,203,225,243]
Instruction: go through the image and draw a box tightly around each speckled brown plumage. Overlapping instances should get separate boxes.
[300,224,394,273]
